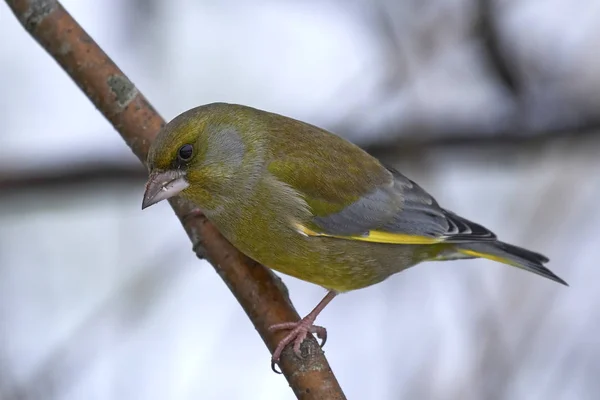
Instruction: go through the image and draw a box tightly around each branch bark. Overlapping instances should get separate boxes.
[4,1,345,398]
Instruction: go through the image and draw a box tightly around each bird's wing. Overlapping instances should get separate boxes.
[269,156,496,244]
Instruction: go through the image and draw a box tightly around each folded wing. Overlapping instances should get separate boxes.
[299,166,497,245]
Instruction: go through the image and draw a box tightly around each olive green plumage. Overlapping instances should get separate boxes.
[144,102,567,291]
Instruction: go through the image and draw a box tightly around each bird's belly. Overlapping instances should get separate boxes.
[231,231,420,292]
[205,202,424,292]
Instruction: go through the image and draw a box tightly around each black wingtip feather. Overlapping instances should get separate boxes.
[443,210,497,242]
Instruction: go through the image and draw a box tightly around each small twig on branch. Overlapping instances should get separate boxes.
[5,1,345,398]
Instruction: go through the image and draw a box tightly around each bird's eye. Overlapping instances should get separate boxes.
[177,144,193,162]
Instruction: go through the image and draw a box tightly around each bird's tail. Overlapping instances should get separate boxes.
[455,241,568,286]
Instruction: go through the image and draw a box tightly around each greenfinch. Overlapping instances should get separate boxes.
[142,103,566,369]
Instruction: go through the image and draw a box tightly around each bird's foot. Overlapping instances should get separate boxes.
[268,318,327,373]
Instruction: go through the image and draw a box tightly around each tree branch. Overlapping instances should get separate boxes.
[5,1,345,398]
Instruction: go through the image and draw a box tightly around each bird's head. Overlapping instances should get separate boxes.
[142,103,263,210]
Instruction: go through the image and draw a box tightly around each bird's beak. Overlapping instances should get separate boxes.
[142,169,189,209]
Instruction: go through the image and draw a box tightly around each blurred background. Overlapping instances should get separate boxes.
[1,0,599,398]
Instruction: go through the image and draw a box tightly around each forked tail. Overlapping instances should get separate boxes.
[456,241,568,285]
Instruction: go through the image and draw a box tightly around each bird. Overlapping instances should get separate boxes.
[142,102,567,371]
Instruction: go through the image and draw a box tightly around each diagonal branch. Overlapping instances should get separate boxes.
[5,1,345,398]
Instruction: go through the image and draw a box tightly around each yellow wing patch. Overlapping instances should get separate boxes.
[294,223,444,245]
[458,249,517,267]
[361,230,444,244]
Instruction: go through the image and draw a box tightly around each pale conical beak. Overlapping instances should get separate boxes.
[142,170,190,209]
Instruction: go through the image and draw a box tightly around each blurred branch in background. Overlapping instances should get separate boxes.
[475,0,520,97]
[4,0,345,398]
[0,246,187,400]
[336,0,600,149]
[367,123,600,160]
[0,162,146,194]
[3,123,599,197]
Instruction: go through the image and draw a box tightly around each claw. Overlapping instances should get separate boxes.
[269,320,328,370]
[267,291,337,373]
[313,326,327,348]
[271,360,282,374]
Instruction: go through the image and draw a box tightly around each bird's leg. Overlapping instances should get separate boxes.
[268,290,337,372]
